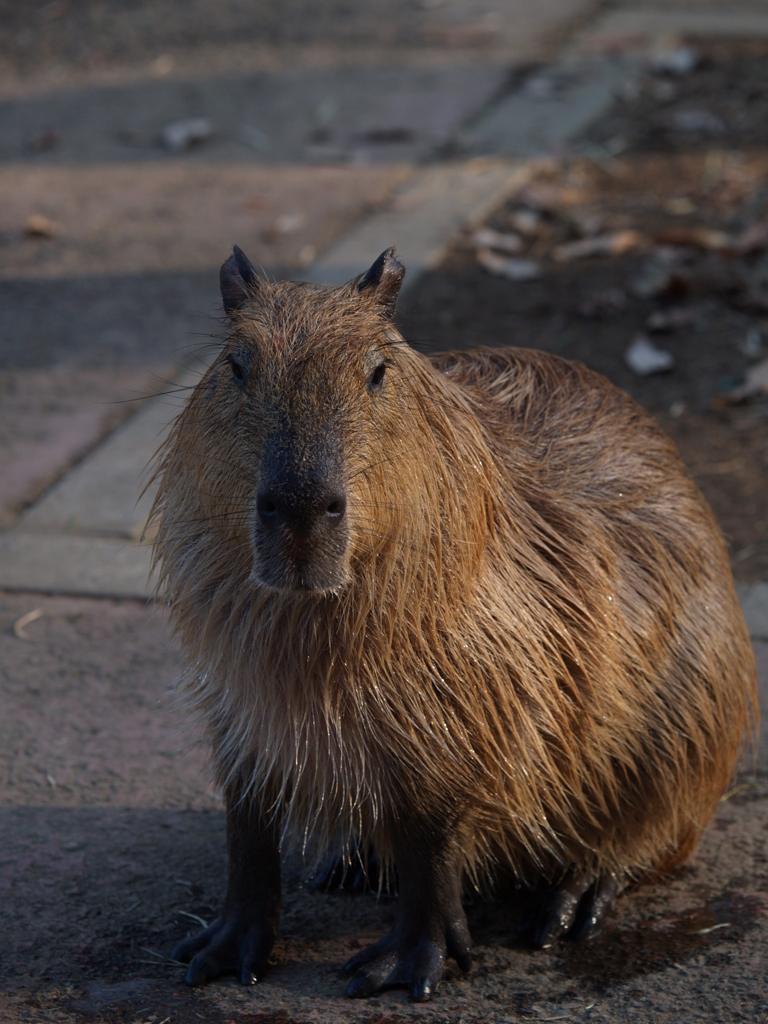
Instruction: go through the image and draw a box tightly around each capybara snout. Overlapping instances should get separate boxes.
[254,428,349,591]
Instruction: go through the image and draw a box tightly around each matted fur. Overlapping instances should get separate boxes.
[150,275,757,890]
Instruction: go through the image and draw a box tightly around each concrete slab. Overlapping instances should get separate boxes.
[580,8,768,49]
[305,157,537,289]
[0,0,593,96]
[0,0,593,101]
[0,368,201,597]
[0,368,161,528]
[16,383,187,541]
[0,532,153,599]
[736,583,768,643]
[458,54,639,157]
[0,65,507,168]
[0,162,412,280]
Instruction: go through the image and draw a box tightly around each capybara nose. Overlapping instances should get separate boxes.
[256,484,346,535]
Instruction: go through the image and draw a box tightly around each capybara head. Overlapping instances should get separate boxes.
[164,245,494,601]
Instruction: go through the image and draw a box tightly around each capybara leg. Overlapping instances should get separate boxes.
[533,871,621,949]
[173,785,281,986]
[344,832,470,1002]
[315,842,383,893]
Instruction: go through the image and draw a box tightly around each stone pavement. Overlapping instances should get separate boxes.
[2,2,768,1022]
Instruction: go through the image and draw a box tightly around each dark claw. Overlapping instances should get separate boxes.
[172,917,223,964]
[533,876,591,948]
[174,916,274,987]
[533,872,621,948]
[572,874,620,941]
[346,937,446,1002]
[412,976,435,1003]
[409,942,445,1002]
[446,915,473,973]
[347,954,398,998]
[186,943,226,987]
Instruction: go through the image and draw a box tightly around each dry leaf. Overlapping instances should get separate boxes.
[654,227,731,250]
[161,118,214,152]
[471,228,524,254]
[721,358,768,403]
[646,306,698,332]
[624,334,675,376]
[25,214,59,238]
[13,608,43,641]
[553,230,643,262]
[734,221,768,256]
[476,248,540,281]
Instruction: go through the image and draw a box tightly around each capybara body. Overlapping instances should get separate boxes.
[152,247,757,1000]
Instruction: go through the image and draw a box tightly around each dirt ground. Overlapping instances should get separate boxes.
[3,23,768,1024]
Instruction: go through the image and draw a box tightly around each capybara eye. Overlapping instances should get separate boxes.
[227,354,248,389]
[368,362,386,390]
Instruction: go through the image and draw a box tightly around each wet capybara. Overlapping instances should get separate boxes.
[150,246,757,1001]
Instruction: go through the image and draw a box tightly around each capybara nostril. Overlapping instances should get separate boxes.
[256,492,278,520]
[325,493,346,520]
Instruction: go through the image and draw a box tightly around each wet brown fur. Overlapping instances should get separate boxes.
[151,273,757,892]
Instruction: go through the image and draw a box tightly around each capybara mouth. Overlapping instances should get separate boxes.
[251,528,351,594]
[254,563,350,594]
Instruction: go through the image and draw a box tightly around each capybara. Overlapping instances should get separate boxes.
[151,246,757,1001]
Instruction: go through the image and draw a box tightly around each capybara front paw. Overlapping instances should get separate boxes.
[345,933,444,1002]
[533,872,620,949]
[172,913,275,986]
[344,918,471,1002]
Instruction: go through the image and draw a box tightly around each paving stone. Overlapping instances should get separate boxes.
[0,162,412,280]
[0,65,507,167]
[15,374,193,541]
[306,157,538,289]
[458,53,640,158]
[0,368,161,528]
[580,7,768,50]
[0,0,590,92]
[736,582,768,642]
[0,532,153,599]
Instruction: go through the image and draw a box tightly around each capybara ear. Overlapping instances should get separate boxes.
[356,247,405,318]
[220,245,259,315]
